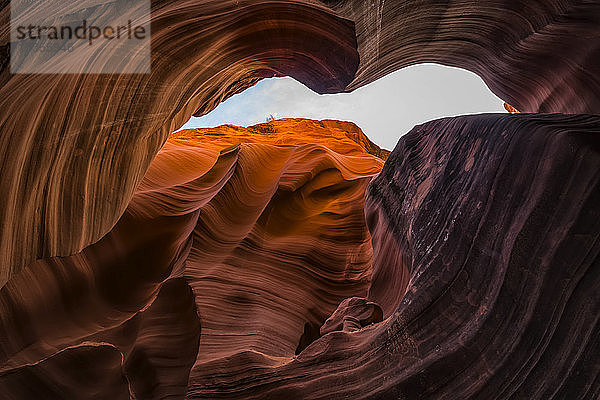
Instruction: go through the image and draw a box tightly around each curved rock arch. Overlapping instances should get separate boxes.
[0,2,598,399]
[1,0,598,283]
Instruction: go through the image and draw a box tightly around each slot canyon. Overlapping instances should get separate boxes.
[0,1,599,399]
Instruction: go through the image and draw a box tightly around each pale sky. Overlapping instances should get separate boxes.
[180,63,506,149]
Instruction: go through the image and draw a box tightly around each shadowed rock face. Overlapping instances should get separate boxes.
[363,114,600,399]
[187,113,599,399]
[0,344,131,400]
[0,1,598,398]
[0,0,598,284]
[1,115,597,399]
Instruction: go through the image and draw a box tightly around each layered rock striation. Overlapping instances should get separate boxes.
[0,0,598,398]
[0,119,386,399]
[0,0,598,284]
[1,114,597,399]
[186,113,600,399]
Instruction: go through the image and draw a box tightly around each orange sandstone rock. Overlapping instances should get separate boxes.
[0,119,385,399]
[171,118,389,159]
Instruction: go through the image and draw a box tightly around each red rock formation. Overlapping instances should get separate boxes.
[0,345,130,400]
[0,119,385,398]
[504,103,520,113]
[2,114,597,399]
[0,0,597,285]
[0,1,598,398]
[183,113,599,399]
[171,118,389,159]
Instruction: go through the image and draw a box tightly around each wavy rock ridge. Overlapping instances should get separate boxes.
[0,119,386,398]
[186,113,600,399]
[1,114,597,399]
[0,0,598,398]
[0,0,598,284]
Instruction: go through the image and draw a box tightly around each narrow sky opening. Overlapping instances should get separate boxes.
[180,63,506,149]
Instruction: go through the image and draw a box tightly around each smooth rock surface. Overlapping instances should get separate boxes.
[0,0,597,284]
[186,113,599,399]
[4,114,594,399]
[0,119,386,398]
[0,1,598,397]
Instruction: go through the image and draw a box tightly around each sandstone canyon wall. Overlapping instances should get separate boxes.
[0,0,598,284]
[0,0,598,399]
[183,114,599,399]
[0,120,388,398]
[0,115,598,399]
